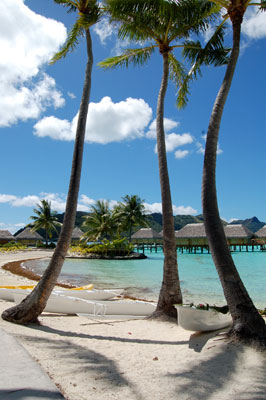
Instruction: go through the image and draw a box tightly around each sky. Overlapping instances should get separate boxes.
[0,0,266,234]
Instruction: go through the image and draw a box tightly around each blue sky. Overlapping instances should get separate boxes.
[0,0,265,233]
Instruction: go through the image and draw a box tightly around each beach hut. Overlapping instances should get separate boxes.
[71,227,84,244]
[223,224,254,246]
[175,223,208,248]
[15,227,44,247]
[131,228,163,244]
[254,225,266,246]
[0,230,15,245]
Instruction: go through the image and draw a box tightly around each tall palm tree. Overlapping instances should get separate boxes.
[114,195,148,242]
[100,0,228,318]
[200,0,266,343]
[82,200,118,241]
[2,0,102,324]
[29,199,60,246]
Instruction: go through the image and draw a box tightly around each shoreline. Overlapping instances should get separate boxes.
[1,250,266,400]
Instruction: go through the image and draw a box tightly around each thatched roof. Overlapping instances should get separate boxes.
[175,223,254,239]
[15,227,44,240]
[132,228,162,239]
[71,227,84,240]
[175,223,206,238]
[0,230,15,240]
[224,224,254,238]
[255,225,266,238]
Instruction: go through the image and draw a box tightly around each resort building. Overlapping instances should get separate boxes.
[132,228,163,244]
[71,227,84,244]
[0,230,15,245]
[15,227,44,247]
[254,225,266,246]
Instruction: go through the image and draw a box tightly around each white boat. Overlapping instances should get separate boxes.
[13,292,157,316]
[175,305,232,332]
[0,286,123,302]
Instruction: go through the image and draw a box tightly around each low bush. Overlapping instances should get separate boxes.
[70,238,134,257]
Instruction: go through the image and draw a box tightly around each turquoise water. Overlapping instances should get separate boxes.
[24,248,266,308]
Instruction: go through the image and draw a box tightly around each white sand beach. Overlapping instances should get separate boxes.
[0,251,266,400]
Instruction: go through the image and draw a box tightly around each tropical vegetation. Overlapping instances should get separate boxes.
[201,0,266,344]
[100,0,229,318]
[2,0,102,324]
[70,237,134,257]
[29,200,60,246]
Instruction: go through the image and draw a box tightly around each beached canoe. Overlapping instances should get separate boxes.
[0,287,123,302]
[13,292,157,316]
[175,305,232,332]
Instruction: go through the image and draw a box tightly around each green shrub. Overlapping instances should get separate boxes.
[0,241,27,252]
[70,238,134,257]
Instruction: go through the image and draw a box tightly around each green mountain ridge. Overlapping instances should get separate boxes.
[14,213,265,237]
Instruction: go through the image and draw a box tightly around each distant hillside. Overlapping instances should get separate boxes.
[15,213,265,237]
[229,216,265,233]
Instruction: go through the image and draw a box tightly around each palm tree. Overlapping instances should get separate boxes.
[29,199,60,246]
[82,200,118,241]
[100,0,228,318]
[200,0,266,343]
[2,0,102,324]
[114,195,148,242]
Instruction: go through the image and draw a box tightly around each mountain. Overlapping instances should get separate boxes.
[229,216,265,233]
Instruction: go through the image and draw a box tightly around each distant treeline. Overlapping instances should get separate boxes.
[14,213,265,239]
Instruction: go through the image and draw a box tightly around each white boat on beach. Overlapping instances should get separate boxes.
[175,305,232,332]
[13,292,157,316]
[0,286,123,302]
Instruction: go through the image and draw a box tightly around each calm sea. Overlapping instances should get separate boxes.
[23,248,266,308]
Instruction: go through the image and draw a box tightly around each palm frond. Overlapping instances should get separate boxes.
[50,19,84,63]
[168,53,189,108]
[99,46,155,69]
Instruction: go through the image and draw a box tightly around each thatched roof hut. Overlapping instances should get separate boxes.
[175,223,208,246]
[224,224,254,245]
[132,228,162,243]
[71,227,84,243]
[0,230,15,244]
[15,227,44,246]
[255,225,266,238]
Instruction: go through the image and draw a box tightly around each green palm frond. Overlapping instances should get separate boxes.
[99,46,155,69]
[50,19,84,63]
[168,53,189,109]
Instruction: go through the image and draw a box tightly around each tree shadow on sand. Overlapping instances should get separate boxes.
[168,341,266,400]
[18,333,145,400]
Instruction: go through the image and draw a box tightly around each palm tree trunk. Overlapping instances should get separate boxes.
[202,10,266,343]
[153,52,182,318]
[2,30,93,324]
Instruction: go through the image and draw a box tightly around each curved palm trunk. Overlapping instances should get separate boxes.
[154,52,183,318]
[2,30,93,324]
[202,10,266,343]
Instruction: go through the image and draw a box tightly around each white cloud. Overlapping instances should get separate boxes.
[93,18,113,44]
[0,222,25,234]
[175,149,189,159]
[34,96,152,144]
[68,92,76,99]
[242,8,266,39]
[196,134,223,155]
[146,118,180,139]
[0,0,66,127]
[143,202,197,215]
[80,195,96,207]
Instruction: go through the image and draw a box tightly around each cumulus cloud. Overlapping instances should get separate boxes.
[175,149,189,159]
[0,0,66,127]
[242,8,266,39]
[93,18,113,44]
[147,118,193,155]
[143,202,197,215]
[196,134,223,155]
[34,96,152,144]
[0,222,25,234]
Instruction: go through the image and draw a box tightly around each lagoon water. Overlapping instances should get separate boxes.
[24,248,266,308]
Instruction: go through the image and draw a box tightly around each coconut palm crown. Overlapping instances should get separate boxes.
[29,200,61,246]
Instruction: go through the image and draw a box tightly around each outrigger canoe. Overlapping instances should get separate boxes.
[0,285,123,302]
[13,292,156,316]
[175,305,232,332]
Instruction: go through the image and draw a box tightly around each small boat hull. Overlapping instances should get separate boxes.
[175,305,232,332]
[0,287,123,302]
[13,292,156,316]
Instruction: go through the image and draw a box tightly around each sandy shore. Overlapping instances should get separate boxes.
[1,251,266,400]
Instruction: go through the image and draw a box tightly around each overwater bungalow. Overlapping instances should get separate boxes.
[132,228,163,244]
[223,224,254,247]
[15,227,44,247]
[0,230,15,245]
[254,225,266,247]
